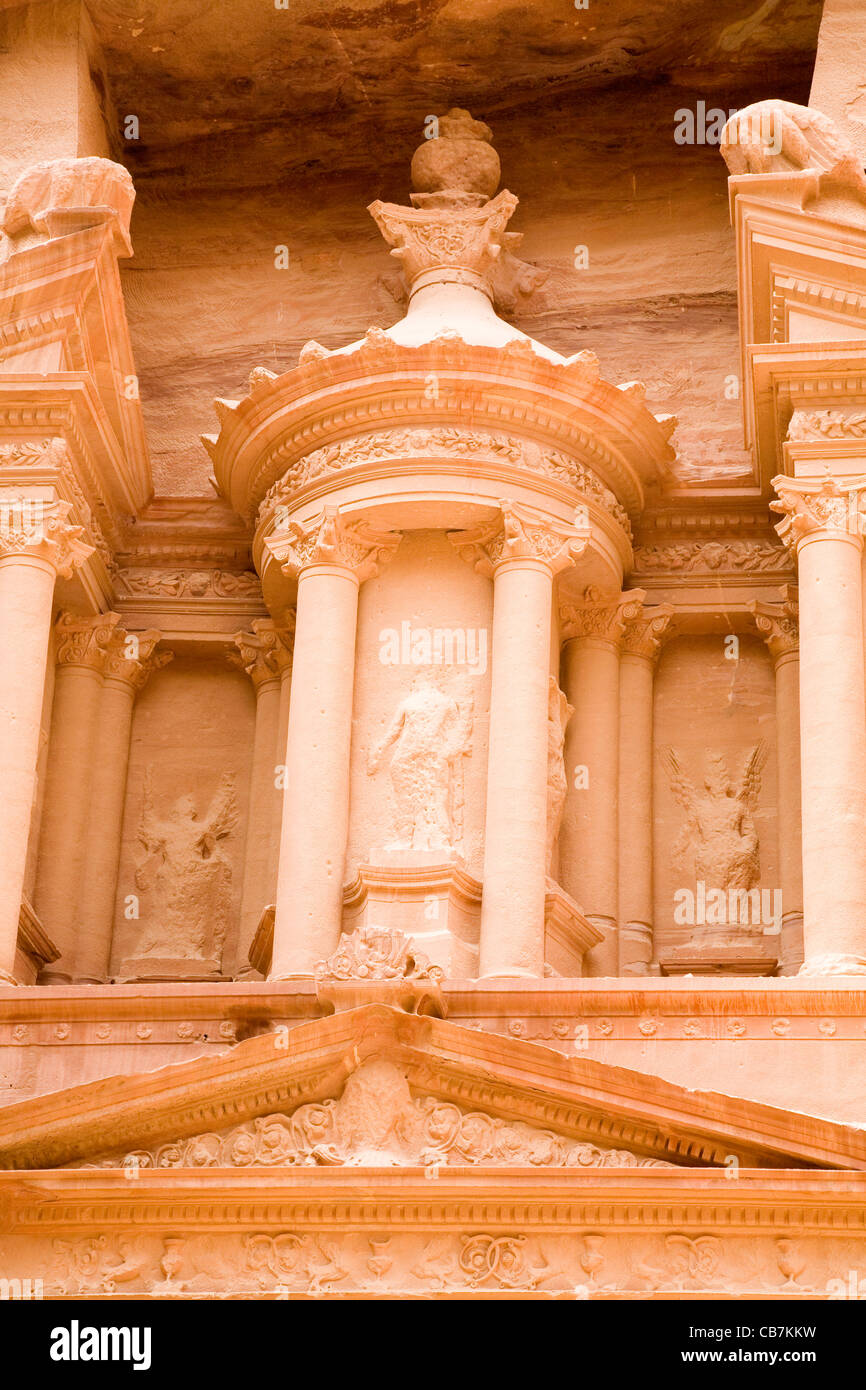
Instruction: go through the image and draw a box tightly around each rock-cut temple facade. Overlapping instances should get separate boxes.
[2,0,866,1300]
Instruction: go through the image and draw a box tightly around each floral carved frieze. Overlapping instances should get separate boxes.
[258,427,632,537]
[632,539,790,575]
[115,568,263,601]
[4,1226,851,1298]
[73,1058,671,1171]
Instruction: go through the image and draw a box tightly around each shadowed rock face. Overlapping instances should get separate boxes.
[83,0,822,190]
[67,0,822,494]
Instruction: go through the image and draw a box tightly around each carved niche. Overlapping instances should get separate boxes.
[663,744,768,896]
[120,769,239,979]
[367,671,474,855]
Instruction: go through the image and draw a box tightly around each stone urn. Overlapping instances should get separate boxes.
[410,107,501,202]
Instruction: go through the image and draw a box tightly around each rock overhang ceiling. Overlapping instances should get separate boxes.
[43,0,823,191]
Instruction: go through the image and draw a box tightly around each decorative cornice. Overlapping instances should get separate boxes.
[560,587,647,645]
[620,602,675,661]
[448,500,589,577]
[266,507,401,583]
[206,338,674,526]
[231,618,294,690]
[749,587,799,662]
[257,426,633,540]
[0,494,93,575]
[770,474,866,551]
[54,611,121,671]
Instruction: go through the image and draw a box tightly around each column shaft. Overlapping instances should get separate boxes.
[271,566,359,977]
[236,675,281,974]
[34,660,104,977]
[74,676,135,982]
[798,531,866,967]
[0,555,57,981]
[774,649,804,973]
[561,637,621,975]
[480,559,552,977]
[617,652,655,974]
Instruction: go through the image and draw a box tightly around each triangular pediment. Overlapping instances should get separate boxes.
[0,1004,863,1172]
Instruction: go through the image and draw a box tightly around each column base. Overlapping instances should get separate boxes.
[0,968,19,986]
[799,953,866,976]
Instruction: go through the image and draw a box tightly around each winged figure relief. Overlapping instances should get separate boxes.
[661,743,768,891]
[133,767,239,967]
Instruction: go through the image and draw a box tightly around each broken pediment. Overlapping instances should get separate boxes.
[1,1004,864,1173]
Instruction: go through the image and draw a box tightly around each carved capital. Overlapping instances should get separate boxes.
[103,628,173,692]
[770,475,866,552]
[369,189,520,296]
[0,495,94,576]
[620,601,675,661]
[560,587,647,645]
[268,508,401,583]
[54,612,122,672]
[449,500,589,578]
[231,617,294,690]
[749,587,799,663]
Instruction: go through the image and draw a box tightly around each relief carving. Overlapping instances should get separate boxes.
[368,672,473,853]
[77,1058,672,1171]
[260,429,632,536]
[127,769,239,973]
[663,744,768,899]
[546,676,573,871]
[632,540,788,574]
[115,568,262,599]
[316,927,443,983]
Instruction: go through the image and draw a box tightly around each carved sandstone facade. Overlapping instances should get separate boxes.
[2,3,866,1299]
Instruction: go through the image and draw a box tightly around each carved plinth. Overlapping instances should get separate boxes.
[117,955,224,984]
[249,868,602,982]
[343,859,479,978]
[659,933,779,977]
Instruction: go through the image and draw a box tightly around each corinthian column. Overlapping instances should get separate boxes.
[617,602,673,975]
[559,588,645,976]
[267,509,400,978]
[35,610,121,980]
[772,476,866,974]
[749,587,803,974]
[0,496,92,983]
[230,619,293,976]
[74,629,171,983]
[450,503,589,977]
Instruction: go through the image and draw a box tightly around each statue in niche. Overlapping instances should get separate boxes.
[546,676,573,872]
[662,743,768,892]
[132,768,239,969]
[367,671,473,853]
